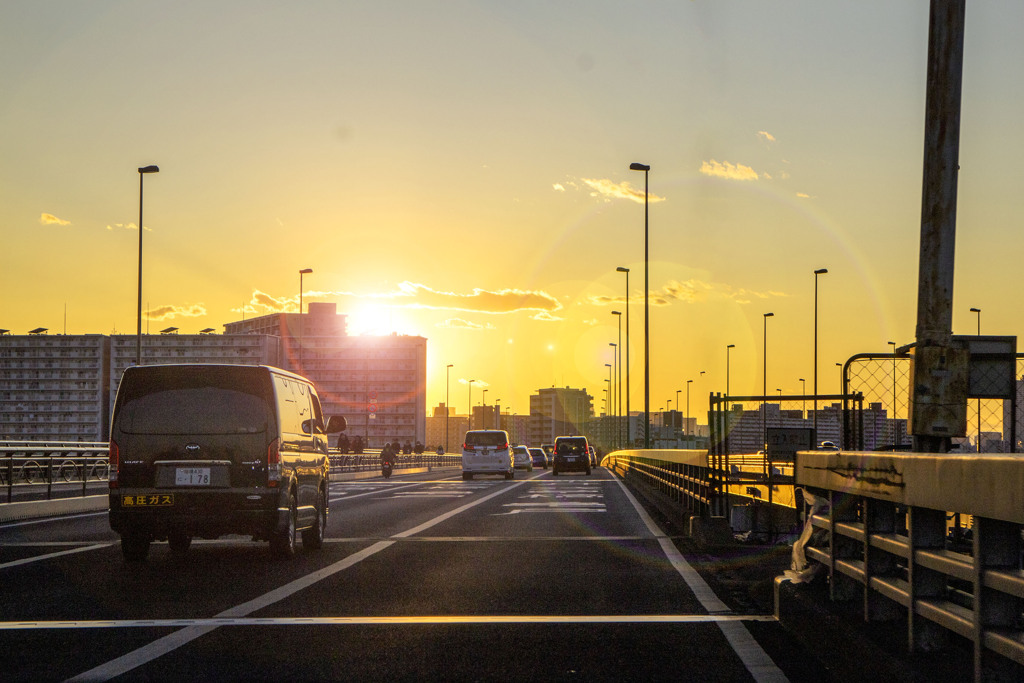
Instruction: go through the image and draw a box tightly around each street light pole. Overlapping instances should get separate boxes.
[971,307,981,451]
[612,310,622,449]
[813,268,828,435]
[446,364,453,453]
[468,379,476,431]
[136,164,159,366]
[616,267,631,446]
[888,341,897,446]
[298,268,312,371]
[629,162,651,448]
[686,379,693,438]
[609,342,617,446]
[495,398,501,430]
[763,313,774,450]
[799,378,806,420]
[726,344,735,398]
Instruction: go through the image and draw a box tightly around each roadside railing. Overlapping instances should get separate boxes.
[604,449,799,539]
[1,442,110,503]
[791,449,1024,682]
[329,449,461,473]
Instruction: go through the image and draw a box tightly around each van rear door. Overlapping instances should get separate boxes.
[111,365,274,490]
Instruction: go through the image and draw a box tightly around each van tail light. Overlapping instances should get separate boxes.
[108,439,120,488]
[267,438,281,487]
[499,442,509,450]
[463,443,474,451]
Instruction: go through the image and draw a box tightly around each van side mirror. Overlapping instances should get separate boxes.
[325,415,347,433]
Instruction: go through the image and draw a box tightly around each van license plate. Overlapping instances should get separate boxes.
[176,467,211,485]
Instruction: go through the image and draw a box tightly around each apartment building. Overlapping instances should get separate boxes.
[0,333,110,441]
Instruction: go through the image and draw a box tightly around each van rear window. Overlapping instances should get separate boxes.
[465,431,507,447]
[116,368,270,435]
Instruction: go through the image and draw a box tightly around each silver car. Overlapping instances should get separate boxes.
[512,445,534,472]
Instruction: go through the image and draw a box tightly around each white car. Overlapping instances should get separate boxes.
[461,430,514,480]
[512,446,533,472]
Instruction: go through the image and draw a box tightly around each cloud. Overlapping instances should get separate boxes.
[40,213,71,226]
[588,279,787,307]
[458,378,489,387]
[106,222,151,232]
[531,311,563,322]
[757,131,776,143]
[796,192,811,199]
[579,177,666,204]
[436,318,496,330]
[552,183,565,192]
[699,159,760,181]
[143,303,208,321]
[243,282,564,319]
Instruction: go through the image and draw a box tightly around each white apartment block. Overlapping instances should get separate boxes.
[0,333,110,442]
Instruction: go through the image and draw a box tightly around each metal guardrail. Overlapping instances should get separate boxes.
[0,442,462,504]
[793,449,1024,681]
[1,442,110,503]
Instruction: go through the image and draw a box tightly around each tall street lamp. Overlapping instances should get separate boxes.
[136,164,159,366]
[970,307,981,451]
[726,344,735,398]
[686,379,693,437]
[468,380,476,431]
[799,378,806,419]
[609,342,617,446]
[612,310,623,449]
[446,364,454,453]
[616,267,631,446]
[813,268,828,435]
[675,389,681,412]
[888,341,897,446]
[482,389,488,429]
[298,268,312,371]
[629,162,651,447]
[494,398,501,430]
[763,313,774,450]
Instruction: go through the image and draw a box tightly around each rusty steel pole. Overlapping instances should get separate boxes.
[912,1,966,455]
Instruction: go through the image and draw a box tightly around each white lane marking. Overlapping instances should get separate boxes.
[0,543,114,569]
[3,614,778,629]
[0,511,108,528]
[610,472,789,683]
[329,481,423,502]
[67,478,529,682]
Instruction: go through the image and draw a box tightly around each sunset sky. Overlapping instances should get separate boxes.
[4,2,1024,418]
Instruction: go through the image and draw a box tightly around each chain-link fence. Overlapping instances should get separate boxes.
[845,353,1023,453]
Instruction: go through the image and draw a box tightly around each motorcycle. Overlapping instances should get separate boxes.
[382,459,393,479]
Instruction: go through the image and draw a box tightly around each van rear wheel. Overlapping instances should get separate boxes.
[271,492,297,559]
[302,487,327,550]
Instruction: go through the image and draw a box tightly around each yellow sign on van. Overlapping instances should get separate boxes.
[122,494,174,507]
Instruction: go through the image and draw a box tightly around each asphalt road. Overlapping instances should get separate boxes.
[0,467,826,682]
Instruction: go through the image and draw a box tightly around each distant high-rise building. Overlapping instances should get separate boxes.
[528,387,593,446]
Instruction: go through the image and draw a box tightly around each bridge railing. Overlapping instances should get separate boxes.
[329,448,461,472]
[1,442,110,502]
[0,442,463,503]
[792,449,1024,680]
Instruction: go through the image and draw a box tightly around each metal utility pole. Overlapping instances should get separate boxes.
[912,0,967,454]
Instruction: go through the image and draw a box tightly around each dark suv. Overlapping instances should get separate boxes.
[552,435,591,476]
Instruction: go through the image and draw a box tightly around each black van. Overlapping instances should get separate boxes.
[108,364,345,561]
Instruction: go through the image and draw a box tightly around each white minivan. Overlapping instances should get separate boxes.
[461,429,513,480]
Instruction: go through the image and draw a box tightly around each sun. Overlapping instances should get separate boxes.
[346,302,424,337]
